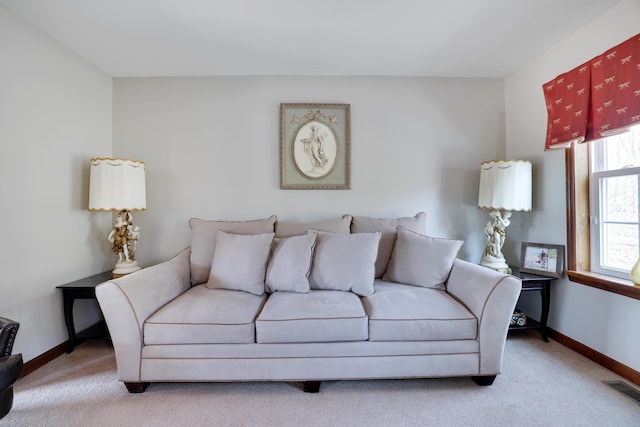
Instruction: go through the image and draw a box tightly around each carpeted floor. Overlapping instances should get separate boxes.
[2,332,639,426]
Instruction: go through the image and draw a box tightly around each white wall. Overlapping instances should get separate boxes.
[0,6,113,361]
[505,0,640,372]
[112,76,506,268]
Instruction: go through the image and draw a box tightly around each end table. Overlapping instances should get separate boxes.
[510,268,555,342]
[56,271,112,353]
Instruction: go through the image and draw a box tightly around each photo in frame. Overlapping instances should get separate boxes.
[280,103,350,189]
[520,242,565,278]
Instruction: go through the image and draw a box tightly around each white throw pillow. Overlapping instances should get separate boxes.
[383,226,463,290]
[309,231,381,296]
[205,230,275,295]
[265,232,318,293]
[189,215,277,285]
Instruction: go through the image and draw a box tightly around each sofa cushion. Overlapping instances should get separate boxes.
[189,215,277,285]
[383,226,463,290]
[351,212,426,278]
[144,285,267,344]
[205,231,274,295]
[362,281,477,341]
[265,232,317,293]
[309,231,381,296]
[256,291,368,343]
[275,215,352,238]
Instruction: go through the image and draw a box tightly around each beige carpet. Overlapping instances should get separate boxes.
[3,333,639,426]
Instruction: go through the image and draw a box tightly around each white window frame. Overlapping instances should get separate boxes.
[589,134,640,280]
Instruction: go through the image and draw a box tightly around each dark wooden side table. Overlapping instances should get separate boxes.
[510,268,555,342]
[56,271,112,353]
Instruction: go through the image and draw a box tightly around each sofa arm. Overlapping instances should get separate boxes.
[96,248,191,382]
[446,259,521,375]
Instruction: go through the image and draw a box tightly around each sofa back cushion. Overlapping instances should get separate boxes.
[189,215,277,285]
[351,212,426,278]
[309,231,381,296]
[383,226,463,290]
[275,215,352,238]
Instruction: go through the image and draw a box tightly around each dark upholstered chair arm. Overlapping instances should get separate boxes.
[0,318,19,357]
[0,318,21,420]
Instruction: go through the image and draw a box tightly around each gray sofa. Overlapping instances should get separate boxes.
[96,213,521,393]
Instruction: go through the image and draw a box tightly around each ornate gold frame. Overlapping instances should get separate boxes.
[280,103,350,190]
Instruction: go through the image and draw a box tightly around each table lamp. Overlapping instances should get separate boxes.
[478,160,532,273]
[89,157,146,278]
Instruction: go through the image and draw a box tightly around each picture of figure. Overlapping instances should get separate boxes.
[302,125,328,170]
[280,103,350,189]
[292,121,338,179]
[523,245,559,273]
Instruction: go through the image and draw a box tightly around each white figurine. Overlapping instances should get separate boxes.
[107,210,141,276]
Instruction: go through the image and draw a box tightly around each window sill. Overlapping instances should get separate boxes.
[565,270,640,300]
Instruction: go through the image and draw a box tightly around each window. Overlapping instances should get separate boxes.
[564,126,640,301]
[589,126,640,280]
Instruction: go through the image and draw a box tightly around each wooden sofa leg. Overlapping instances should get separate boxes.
[302,381,321,393]
[472,375,496,386]
[125,382,150,393]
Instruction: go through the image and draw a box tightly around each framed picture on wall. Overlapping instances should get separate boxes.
[280,103,350,189]
[520,242,565,278]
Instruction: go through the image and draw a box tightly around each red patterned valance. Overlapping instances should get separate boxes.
[543,60,592,149]
[544,33,640,150]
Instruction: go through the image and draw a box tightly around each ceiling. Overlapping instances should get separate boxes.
[1,0,622,78]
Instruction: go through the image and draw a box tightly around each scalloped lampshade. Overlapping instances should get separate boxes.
[478,160,532,212]
[89,158,146,212]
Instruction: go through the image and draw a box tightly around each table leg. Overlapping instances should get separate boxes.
[539,283,550,342]
[62,292,77,353]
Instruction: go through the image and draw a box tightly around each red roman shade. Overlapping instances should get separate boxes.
[543,60,592,149]
[590,34,640,138]
[544,33,640,150]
